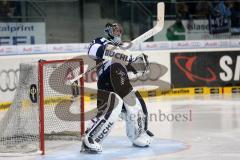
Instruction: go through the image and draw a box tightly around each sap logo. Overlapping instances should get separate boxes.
[219,55,240,81]
[175,56,217,82]
[0,36,35,45]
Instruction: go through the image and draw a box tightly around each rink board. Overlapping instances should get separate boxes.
[0,42,240,109]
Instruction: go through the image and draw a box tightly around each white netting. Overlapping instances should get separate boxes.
[42,60,83,141]
[0,60,84,155]
[0,63,39,154]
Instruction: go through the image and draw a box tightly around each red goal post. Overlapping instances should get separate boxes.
[0,58,85,156]
[38,59,85,155]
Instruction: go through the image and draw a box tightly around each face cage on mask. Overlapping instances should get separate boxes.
[105,24,122,45]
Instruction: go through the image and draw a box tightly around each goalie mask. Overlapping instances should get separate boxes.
[104,23,123,45]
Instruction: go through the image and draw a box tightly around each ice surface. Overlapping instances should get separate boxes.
[1,95,240,160]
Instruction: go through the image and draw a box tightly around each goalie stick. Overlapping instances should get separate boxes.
[70,2,165,83]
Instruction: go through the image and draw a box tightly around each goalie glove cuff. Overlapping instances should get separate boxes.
[127,53,149,75]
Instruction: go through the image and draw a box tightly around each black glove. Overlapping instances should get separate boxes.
[126,53,149,75]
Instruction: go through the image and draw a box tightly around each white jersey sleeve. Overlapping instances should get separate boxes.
[88,37,109,60]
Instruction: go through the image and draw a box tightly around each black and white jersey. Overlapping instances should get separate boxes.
[88,37,112,77]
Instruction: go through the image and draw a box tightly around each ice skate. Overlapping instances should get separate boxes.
[81,136,102,154]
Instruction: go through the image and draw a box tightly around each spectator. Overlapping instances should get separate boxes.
[210,1,231,17]
[0,1,16,22]
[196,0,212,18]
[0,1,15,17]
[186,1,197,15]
[176,2,193,33]
[166,14,186,41]
[176,2,191,19]
[208,1,231,34]
[231,2,240,35]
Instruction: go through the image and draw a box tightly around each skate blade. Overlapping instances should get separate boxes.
[132,143,150,148]
[80,143,102,154]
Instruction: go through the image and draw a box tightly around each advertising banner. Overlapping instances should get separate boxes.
[0,22,46,45]
[154,20,235,41]
[171,51,240,88]
[0,51,171,105]
[209,15,231,34]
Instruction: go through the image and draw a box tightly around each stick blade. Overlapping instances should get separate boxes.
[130,2,165,47]
[157,2,165,29]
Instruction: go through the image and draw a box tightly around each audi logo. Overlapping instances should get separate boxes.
[0,69,19,92]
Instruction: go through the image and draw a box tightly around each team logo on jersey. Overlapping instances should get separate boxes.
[104,50,130,62]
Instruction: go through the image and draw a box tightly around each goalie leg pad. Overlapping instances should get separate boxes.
[85,92,123,146]
[132,130,154,147]
[122,90,154,147]
[122,90,151,143]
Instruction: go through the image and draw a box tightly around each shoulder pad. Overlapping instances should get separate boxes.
[92,37,110,45]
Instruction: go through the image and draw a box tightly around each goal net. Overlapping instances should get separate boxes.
[0,59,85,155]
